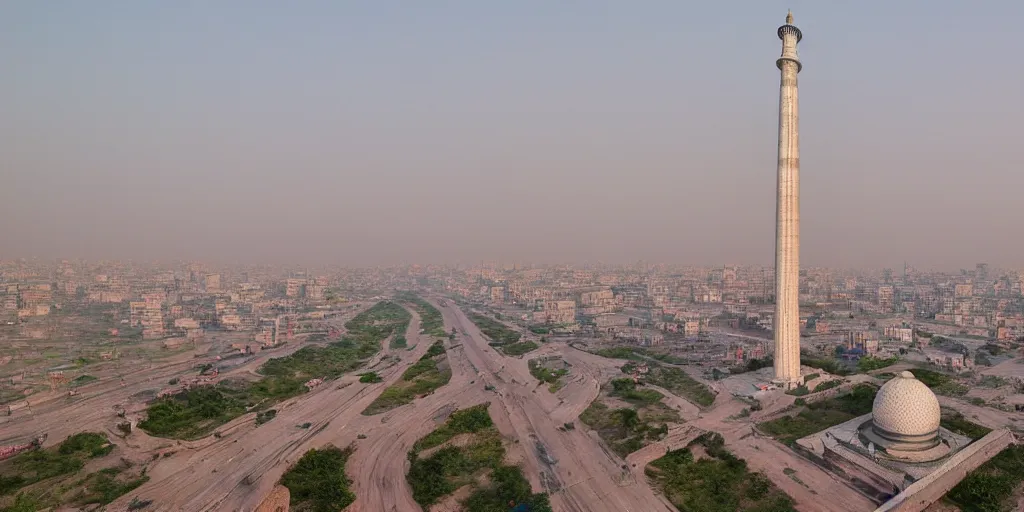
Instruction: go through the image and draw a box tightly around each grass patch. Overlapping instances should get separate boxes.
[255,409,277,426]
[579,401,674,458]
[857,356,899,372]
[358,372,382,383]
[58,433,114,458]
[578,379,681,458]
[646,431,795,512]
[406,404,552,511]
[69,375,98,388]
[642,364,716,407]
[811,379,842,393]
[140,301,410,439]
[280,445,356,512]
[389,334,407,349]
[0,433,114,499]
[758,384,876,446]
[138,386,249,440]
[909,368,970,397]
[978,375,1010,388]
[940,410,992,440]
[468,313,521,344]
[596,346,687,364]
[71,467,150,506]
[413,404,493,451]
[528,358,568,392]
[801,356,851,376]
[786,385,810,397]
[596,347,645,361]
[945,444,1024,512]
[397,292,446,338]
[609,378,664,406]
[499,340,538,356]
[361,341,451,415]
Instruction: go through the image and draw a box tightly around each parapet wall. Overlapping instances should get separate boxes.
[874,429,1015,512]
[789,430,898,504]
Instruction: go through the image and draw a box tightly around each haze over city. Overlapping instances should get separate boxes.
[4,5,1024,512]
[3,1,1022,268]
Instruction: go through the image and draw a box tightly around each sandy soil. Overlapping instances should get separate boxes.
[6,299,899,512]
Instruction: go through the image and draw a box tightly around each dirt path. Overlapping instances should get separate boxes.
[29,297,881,512]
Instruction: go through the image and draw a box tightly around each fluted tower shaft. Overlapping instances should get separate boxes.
[773,12,803,389]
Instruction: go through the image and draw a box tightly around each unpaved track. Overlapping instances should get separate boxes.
[98,300,677,511]
[0,307,369,446]
[22,298,880,511]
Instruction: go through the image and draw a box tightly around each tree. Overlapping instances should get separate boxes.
[614,408,640,431]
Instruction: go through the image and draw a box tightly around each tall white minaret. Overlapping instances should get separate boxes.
[773,11,803,390]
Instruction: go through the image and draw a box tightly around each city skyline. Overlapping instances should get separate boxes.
[2,9,1022,511]
[3,2,1023,268]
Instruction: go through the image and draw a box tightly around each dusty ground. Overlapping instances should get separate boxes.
[6,299,914,512]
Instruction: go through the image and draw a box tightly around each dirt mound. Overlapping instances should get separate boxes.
[255,484,290,512]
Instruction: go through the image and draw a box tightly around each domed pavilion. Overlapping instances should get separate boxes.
[858,371,948,462]
[791,369,987,506]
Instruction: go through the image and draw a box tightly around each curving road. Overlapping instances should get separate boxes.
[12,297,880,511]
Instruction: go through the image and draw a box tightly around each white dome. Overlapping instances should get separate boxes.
[871,371,941,437]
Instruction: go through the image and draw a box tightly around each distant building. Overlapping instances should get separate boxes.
[877,285,894,312]
[683,320,701,337]
[883,325,914,343]
[305,284,325,301]
[847,331,879,355]
[285,279,306,298]
[203,274,221,292]
[489,286,506,304]
[130,299,164,339]
[540,300,576,325]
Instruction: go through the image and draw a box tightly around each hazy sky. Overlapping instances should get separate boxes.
[2,2,1022,269]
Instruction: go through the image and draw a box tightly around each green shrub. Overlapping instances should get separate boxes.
[759,384,876,446]
[647,432,795,512]
[140,301,410,439]
[857,356,899,372]
[255,409,277,426]
[396,293,446,337]
[946,445,1024,512]
[802,357,850,376]
[528,359,568,390]
[59,433,113,458]
[609,378,664,406]
[280,445,356,512]
[362,342,451,415]
[940,411,991,440]
[467,313,521,344]
[75,471,150,506]
[138,387,248,440]
[812,379,842,392]
[644,365,716,407]
[786,386,809,397]
[69,375,98,388]
[463,464,553,512]
[413,404,492,451]
[500,341,539,356]
[358,372,382,383]
[406,405,550,510]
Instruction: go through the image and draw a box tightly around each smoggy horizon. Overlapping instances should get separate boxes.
[2,2,1022,269]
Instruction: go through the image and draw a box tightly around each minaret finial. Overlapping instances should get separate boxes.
[786,10,793,24]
